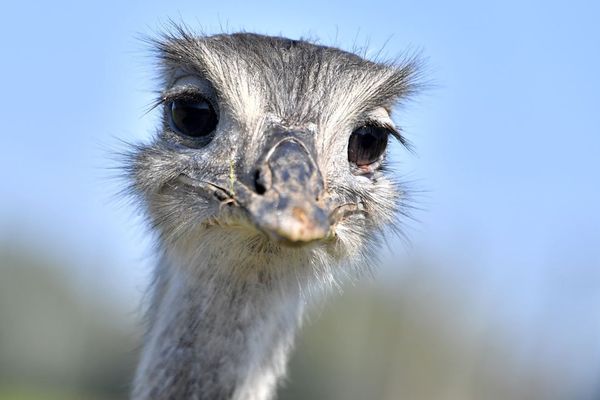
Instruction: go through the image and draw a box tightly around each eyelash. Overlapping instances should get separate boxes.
[361,120,405,145]
[163,90,207,105]
[148,87,214,113]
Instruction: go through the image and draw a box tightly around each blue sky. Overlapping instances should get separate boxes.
[1,0,599,386]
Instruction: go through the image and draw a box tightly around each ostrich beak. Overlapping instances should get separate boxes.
[240,136,330,245]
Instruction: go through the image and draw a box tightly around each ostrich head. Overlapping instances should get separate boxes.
[127,28,421,400]
[129,29,419,289]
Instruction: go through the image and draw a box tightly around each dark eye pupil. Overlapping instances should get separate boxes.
[169,99,218,138]
[348,125,389,166]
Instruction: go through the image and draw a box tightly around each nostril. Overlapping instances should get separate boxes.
[254,169,267,195]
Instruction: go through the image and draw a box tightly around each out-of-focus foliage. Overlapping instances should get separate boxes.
[2,240,596,400]
[0,244,138,400]
[281,276,573,400]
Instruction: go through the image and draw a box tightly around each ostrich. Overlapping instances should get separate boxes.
[126,27,420,400]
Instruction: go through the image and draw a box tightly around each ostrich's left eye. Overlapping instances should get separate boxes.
[168,98,218,138]
[348,125,389,166]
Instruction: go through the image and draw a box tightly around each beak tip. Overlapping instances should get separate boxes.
[275,227,328,245]
[259,206,330,246]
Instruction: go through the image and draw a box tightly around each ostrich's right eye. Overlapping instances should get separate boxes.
[168,98,218,138]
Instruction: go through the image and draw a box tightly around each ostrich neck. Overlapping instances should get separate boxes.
[132,250,305,400]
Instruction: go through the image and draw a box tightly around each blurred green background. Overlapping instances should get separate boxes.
[1,1,599,399]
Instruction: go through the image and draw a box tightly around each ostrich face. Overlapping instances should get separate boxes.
[130,31,418,273]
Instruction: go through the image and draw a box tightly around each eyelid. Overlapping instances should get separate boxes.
[361,120,407,146]
[162,86,208,102]
[159,86,219,113]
